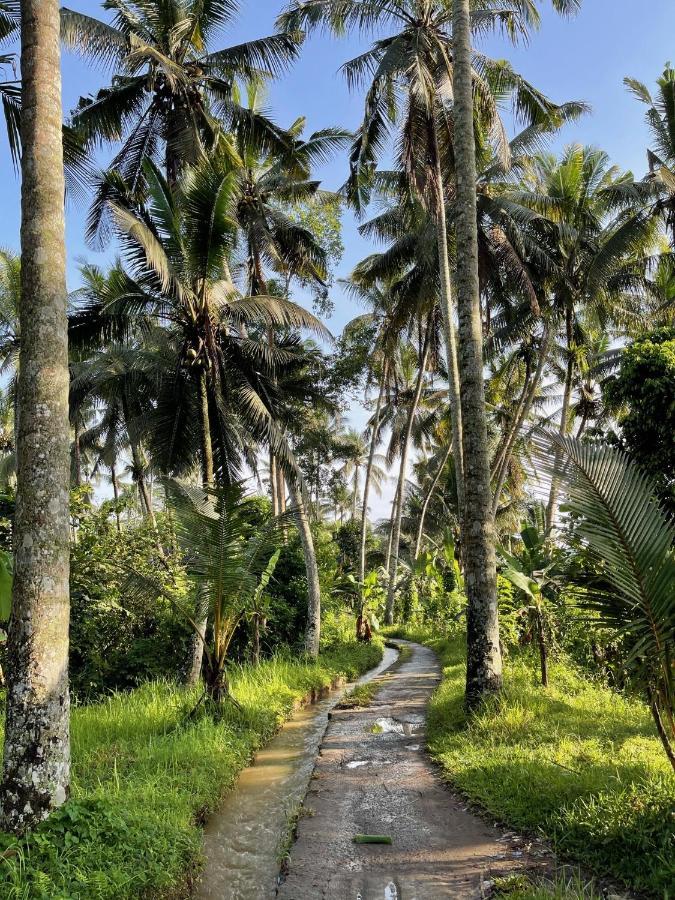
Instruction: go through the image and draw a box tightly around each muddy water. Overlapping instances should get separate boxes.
[194,645,399,899]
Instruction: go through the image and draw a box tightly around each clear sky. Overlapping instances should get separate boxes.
[0,0,673,514]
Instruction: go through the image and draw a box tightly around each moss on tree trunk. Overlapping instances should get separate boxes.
[0,0,71,834]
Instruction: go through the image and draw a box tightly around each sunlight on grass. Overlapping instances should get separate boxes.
[387,628,674,897]
[0,641,383,899]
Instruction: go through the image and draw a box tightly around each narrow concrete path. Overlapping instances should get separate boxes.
[276,640,548,900]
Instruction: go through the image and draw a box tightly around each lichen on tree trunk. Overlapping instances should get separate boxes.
[452,0,503,708]
[0,0,71,834]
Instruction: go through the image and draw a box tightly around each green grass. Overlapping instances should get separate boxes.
[387,627,674,898]
[0,641,383,899]
[336,679,382,709]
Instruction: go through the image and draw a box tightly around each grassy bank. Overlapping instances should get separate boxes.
[387,628,674,897]
[0,641,382,900]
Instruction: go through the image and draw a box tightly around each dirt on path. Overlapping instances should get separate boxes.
[276,640,549,900]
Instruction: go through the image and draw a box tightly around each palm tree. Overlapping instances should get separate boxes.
[0,0,71,834]
[70,342,158,525]
[512,146,657,528]
[129,480,283,706]
[61,0,301,241]
[335,428,386,521]
[452,0,583,709]
[626,64,675,245]
[0,1,20,163]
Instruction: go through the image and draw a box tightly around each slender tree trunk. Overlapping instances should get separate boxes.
[492,326,552,519]
[289,479,321,658]
[647,687,675,773]
[433,122,465,521]
[360,368,386,587]
[536,609,548,687]
[270,451,279,517]
[384,484,398,574]
[452,0,503,708]
[111,464,122,534]
[352,463,360,520]
[0,0,71,833]
[546,306,574,531]
[385,320,432,625]
[73,421,81,487]
[414,440,453,560]
[185,369,215,687]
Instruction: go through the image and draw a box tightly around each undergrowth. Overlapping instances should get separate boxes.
[0,640,382,899]
[386,627,674,898]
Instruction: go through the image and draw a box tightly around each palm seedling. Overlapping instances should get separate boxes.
[128,480,283,710]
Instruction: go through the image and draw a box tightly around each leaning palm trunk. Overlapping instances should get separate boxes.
[452,0,502,707]
[433,124,465,521]
[288,479,321,658]
[185,369,215,687]
[360,366,387,588]
[385,321,432,624]
[413,440,453,560]
[0,0,71,833]
[384,482,399,573]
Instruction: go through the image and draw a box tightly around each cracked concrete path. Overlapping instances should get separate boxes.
[276,640,549,900]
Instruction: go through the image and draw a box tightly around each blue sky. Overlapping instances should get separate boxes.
[0,0,673,511]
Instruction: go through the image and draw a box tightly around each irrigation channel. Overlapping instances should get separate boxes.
[194,644,400,899]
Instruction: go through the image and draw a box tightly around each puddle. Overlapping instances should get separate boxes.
[195,645,399,899]
[372,715,424,737]
[347,760,369,769]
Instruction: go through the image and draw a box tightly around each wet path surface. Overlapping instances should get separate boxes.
[195,646,399,899]
[276,640,547,900]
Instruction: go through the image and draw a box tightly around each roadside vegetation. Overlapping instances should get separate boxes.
[0,641,381,899]
[0,0,672,897]
[388,627,672,897]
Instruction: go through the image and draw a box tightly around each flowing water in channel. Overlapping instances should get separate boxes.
[195,645,399,900]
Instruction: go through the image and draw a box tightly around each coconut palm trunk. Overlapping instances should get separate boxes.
[546,304,574,530]
[359,366,387,587]
[185,368,215,686]
[413,440,453,560]
[452,0,503,707]
[433,123,465,521]
[111,463,122,534]
[385,319,432,625]
[0,0,71,833]
[288,479,321,657]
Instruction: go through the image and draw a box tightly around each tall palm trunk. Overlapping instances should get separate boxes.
[111,463,122,534]
[270,451,280,516]
[413,440,453,560]
[185,369,215,686]
[433,121,465,520]
[546,304,574,530]
[351,463,360,520]
[0,0,71,833]
[359,366,387,588]
[384,482,399,573]
[385,320,432,625]
[288,479,321,658]
[452,0,502,707]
